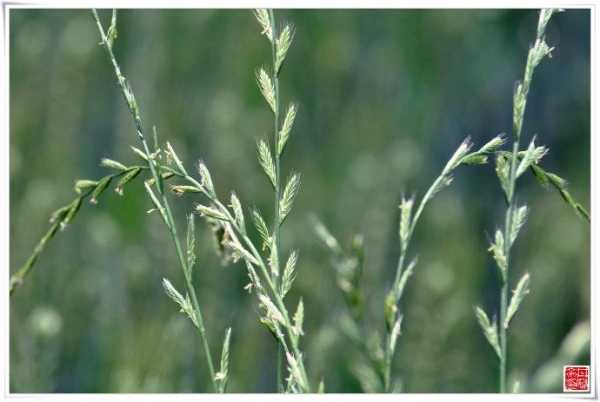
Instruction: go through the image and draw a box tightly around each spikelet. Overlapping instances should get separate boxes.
[516,138,548,177]
[252,208,271,251]
[197,161,216,197]
[279,173,301,222]
[115,167,142,195]
[195,204,229,221]
[230,192,246,234]
[257,140,276,188]
[474,306,501,359]
[278,103,297,155]
[74,180,98,194]
[478,135,506,154]
[292,298,304,337]
[504,273,531,328]
[90,176,112,205]
[488,230,507,280]
[281,250,298,297]
[442,137,473,174]
[101,158,128,171]
[398,197,413,250]
[275,24,294,74]
[256,68,276,113]
[253,9,273,41]
[510,205,528,245]
[215,328,232,390]
[259,294,285,325]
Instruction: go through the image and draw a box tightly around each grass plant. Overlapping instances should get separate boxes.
[472,9,586,393]
[91,9,228,392]
[161,8,311,393]
[315,136,506,391]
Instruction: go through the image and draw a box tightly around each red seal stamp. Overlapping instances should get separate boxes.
[564,365,590,392]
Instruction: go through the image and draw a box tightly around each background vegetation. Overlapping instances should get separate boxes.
[10,8,590,393]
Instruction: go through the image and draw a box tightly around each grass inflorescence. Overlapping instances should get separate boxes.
[91,9,228,393]
[474,9,589,393]
[9,158,149,295]
[474,9,557,393]
[159,9,311,393]
[315,136,506,392]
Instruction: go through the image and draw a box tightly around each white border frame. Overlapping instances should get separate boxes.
[1,2,597,401]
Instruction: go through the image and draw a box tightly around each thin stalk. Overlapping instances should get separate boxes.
[391,173,444,291]
[499,283,508,392]
[276,348,284,393]
[499,140,520,393]
[267,8,284,392]
[160,187,217,391]
[495,9,558,392]
[383,173,445,392]
[383,354,392,392]
[383,135,499,392]
[268,9,282,274]
[92,9,218,392]
[10,222,62,295]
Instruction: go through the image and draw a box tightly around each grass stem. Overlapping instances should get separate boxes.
[92,9,219,392]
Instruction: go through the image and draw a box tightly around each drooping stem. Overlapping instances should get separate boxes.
[10,165,148,295]
[91,9,218,392]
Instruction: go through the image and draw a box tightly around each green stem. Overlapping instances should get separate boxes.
[10,221,62,295]
[277,347,284,392]
[383,171,446,392]
[92,9,218,392]
[159,183,217,390]
[267,8,285,392]
[269,8,282,268]
[496,9,558,391]
[500,134,521,393]
[499,282,508,393]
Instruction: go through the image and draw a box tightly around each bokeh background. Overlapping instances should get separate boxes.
[9,8,590,393]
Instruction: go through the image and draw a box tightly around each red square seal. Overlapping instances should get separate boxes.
[564,365,590,392]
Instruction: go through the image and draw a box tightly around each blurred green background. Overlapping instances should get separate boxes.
[10,8,590,393]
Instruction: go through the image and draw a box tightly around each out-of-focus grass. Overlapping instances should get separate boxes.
[9,9,590,393]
